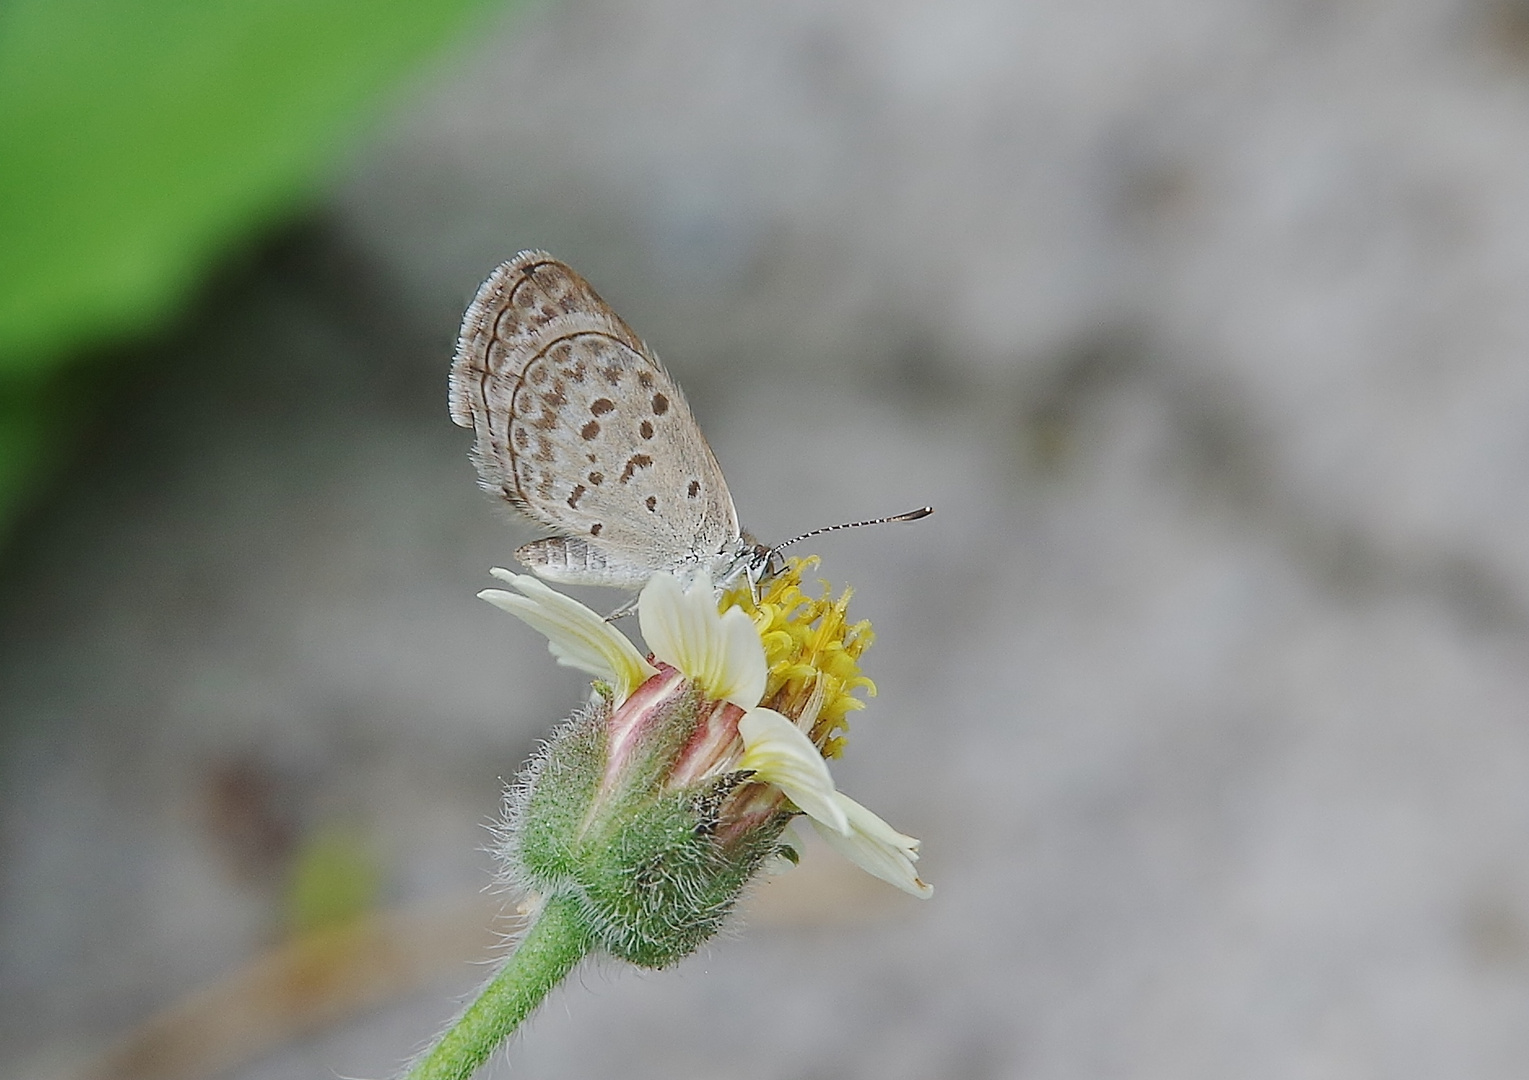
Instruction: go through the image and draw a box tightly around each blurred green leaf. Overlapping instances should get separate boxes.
[0,0,498,369]
[0,373,66,525]
[0,0,505,539]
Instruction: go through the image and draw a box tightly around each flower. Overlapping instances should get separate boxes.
[480,559,932,925]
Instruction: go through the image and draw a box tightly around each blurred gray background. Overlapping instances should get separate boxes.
[6,0,1529,1077]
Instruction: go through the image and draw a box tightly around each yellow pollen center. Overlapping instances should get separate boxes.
[720,557,875,759]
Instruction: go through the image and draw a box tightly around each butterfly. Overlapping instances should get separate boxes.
[449,251,770,596]
[450,251,930,602]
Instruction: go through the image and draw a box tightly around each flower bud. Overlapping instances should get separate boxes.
[505,677,790,968]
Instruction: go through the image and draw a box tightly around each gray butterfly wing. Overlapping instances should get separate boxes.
[450,251,742,588]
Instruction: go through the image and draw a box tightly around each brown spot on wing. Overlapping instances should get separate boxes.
[639,420,654,439]
[591,523,603,536]
[687,479,700,498]
[619,453,654,484]
[645,495,658,512]
[567,484,586,509]
[651,393,669,415]
[581,420,600,440]
[590,398,616,416]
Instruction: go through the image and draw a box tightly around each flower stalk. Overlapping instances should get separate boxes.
[404,894,591,1080]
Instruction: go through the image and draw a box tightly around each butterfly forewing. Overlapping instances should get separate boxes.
[450,252,743,588]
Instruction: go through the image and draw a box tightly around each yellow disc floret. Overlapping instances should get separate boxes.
[721,557,876,759]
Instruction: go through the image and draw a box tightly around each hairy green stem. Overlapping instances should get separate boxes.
[405,893,592,1080]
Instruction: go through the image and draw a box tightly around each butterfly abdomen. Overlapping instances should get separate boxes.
[516,536,654,589]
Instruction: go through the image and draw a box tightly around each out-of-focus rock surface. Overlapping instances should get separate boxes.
[6,1,1529,1078]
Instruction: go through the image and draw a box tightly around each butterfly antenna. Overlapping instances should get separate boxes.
[771,506,933,555]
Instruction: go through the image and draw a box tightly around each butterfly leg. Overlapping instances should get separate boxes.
[603,595,640,622]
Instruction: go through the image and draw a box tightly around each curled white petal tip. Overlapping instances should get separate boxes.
[738,705,933,898]
[481,571,655,701]
[809,791,933,899]
[737,708,850,835]
[639,571,767,708]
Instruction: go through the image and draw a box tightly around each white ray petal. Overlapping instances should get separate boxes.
[639,571,766,708]
[737,708,850,835]
[809,791,932,899]
[481,569,655,702]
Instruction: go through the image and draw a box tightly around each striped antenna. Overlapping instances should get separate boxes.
[771,506,933,554]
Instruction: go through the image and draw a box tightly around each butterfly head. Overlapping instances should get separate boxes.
[710,532,781,603]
